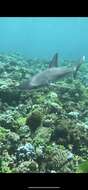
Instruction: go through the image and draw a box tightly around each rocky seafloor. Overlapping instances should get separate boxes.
[0,53,88,173]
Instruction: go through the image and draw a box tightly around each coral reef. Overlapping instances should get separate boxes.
[16,143,36,161]
[0,53,88,173]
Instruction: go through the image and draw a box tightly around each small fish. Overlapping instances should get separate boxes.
[19,54,84,90]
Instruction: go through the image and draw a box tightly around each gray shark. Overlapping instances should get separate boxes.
[19,54,84,90]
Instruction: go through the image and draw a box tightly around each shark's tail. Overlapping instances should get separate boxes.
[73,56,85,79]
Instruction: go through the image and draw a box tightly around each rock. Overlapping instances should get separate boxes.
[26,109,43,132]
[50,125,69,145]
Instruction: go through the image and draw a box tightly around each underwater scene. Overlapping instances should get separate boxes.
[0,17,88,173]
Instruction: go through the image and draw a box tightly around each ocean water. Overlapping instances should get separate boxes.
[0,17,88,60]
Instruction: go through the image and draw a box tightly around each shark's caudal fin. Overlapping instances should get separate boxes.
[73,56,85,79]
[49,53,58,68]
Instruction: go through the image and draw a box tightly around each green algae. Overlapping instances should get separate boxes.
[33,127,54,146]
[0,127,9,141]
[76,160,88,173]
[16,116,26,126]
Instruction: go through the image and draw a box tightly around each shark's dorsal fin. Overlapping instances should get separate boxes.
[49,53,58,68]
[73,56,85,79]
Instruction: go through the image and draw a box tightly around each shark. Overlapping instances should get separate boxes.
[19,53,85,90]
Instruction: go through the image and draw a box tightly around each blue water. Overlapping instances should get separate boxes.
[0,17,88,60]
